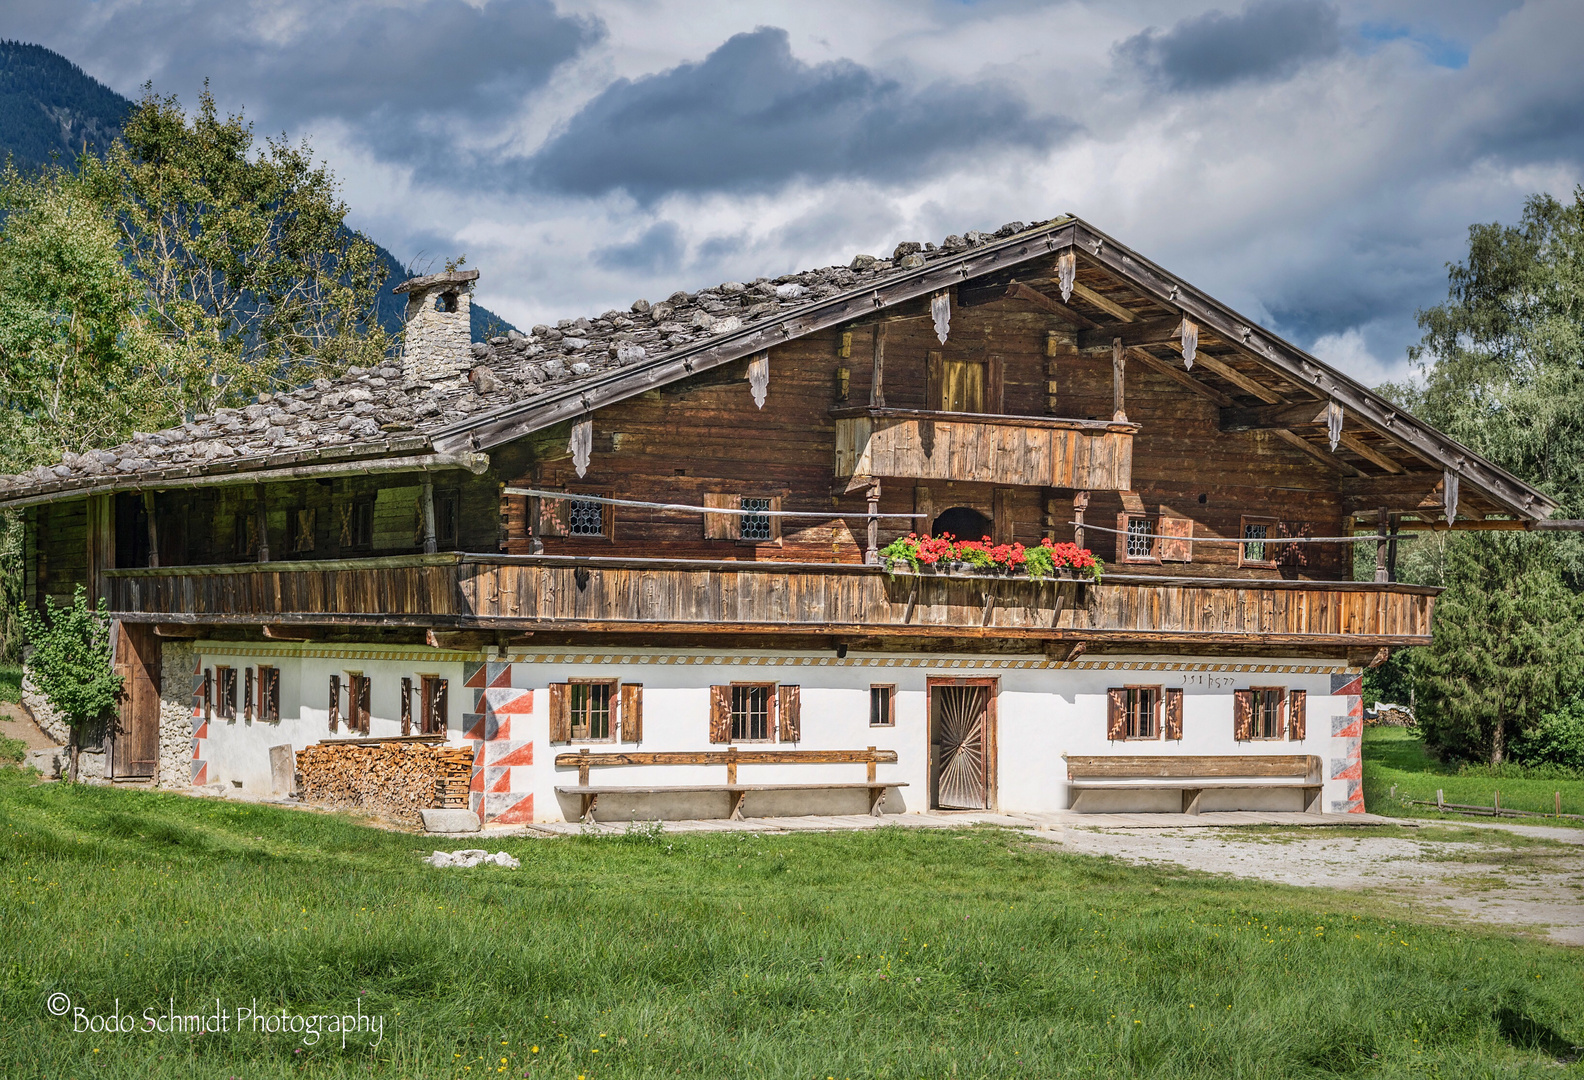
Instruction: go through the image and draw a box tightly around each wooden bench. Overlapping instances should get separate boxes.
[554,746,906,822]
[1064,754,1323,814]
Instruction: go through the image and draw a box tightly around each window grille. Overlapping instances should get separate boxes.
[870,685,895,726]
[568,499,605,537]
[740,497,772,541]
[1125,687,1158,739]
[1243,522,1270,563]
[1254,688,1284,739]
[570,682,613,740]
[1127,517,1155,559]
[731,684,772,740]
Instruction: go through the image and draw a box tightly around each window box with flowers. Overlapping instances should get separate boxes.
[879,534,1103,582]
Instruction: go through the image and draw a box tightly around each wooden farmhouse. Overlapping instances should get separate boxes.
[1,216,1556,824]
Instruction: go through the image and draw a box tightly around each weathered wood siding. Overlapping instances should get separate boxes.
[104,557,1434,645]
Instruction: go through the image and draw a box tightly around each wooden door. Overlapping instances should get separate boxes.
[112,622,161,778]
[929,678,997,809]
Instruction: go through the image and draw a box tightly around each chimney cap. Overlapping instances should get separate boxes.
[392,268,479,295]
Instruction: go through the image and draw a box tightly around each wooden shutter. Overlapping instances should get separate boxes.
[1276,689,1289,739]
[703,493,737,540]
[1159,516,1194,562]
[536,494,569,537]
[1233,689,1254,741]
[777,684,801,743]
[926,351,944,410]
[987,354,1005,414]
[1289,689,1307,741]
[355,675,370,733]
[203,670,212,721]
[328,674,340,733]
[431,679,448,734]
[709,685,731,743]
[1164,687,1183,740]
[548,683,570,743]
[768,496,783,542]
[244,667,254,723]
[620,683,643,743]
[1106,688,1126,740]
[993,489,1013,544]
[1115,513,1131,562]
[400,677,412,736]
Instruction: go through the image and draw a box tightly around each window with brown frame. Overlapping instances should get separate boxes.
[538,491,614,540]
[1117,514,1159,564]
[730,683,774,741]
[259,665,281,724]
[1107,685,1162,740]
[1239,516,1279,568]
[420,676,448,735]
[1233,687,1287,740]
[346,672,371,734]
[216,667,237,721]
[569,679,617,741]
[870,684,896,727]
[703,494,783,543]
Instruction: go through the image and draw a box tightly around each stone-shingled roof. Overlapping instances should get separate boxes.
[0,219,1054,503]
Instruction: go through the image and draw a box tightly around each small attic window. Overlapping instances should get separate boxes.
[435,291,458,313]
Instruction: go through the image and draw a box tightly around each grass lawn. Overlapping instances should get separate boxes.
[1364,726,1584,826]
[1,769,1580,1078]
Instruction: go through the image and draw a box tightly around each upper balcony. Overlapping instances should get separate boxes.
[832,407,1136,490]
[103,554,1434,656]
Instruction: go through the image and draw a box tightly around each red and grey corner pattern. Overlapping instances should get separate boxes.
[462,660,534,824]
[189,656,209,786]
[1329,672,1364,813]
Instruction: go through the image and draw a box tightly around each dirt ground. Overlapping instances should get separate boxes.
[1047,820,1584,946]
[0,701,58,751]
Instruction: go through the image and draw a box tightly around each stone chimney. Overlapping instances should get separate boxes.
[393,269,479,383]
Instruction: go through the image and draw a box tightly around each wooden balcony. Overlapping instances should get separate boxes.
[832,408,1135,489]
[104,554,1435,654]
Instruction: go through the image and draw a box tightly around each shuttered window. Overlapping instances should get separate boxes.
[1289,689,1307,741]
[346,673,370,734]
[740,498,773,541]
[260,666,282,724]
[1118,515,1159,563]
[216,667,236,721]
[732,684,774,741]
[570,680,617,741]
[421,676,448,735]
[1240,517,1278,568]
[703,493,782,542]
[1251,686,1285,739]
[1108,686,1161,739]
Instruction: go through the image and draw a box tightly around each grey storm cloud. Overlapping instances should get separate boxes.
[593,222,686,273]
[6,0,599,167]
[527,26,1074,201]
[1117,0,1343,91]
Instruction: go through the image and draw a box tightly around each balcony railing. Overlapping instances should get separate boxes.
[831,408,1135,489]
[104,554,1435,651]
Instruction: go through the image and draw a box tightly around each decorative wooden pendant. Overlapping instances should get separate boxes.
[930,290,951,344]
[748,352,769,409]
[1057,250,1076,302]
[1443,469,1459,523]
[1179,317,1198,369]
[570,417,592,478]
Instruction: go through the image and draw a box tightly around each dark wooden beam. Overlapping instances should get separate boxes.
[1220,402,1333,431]
[1127,347,1235,407]
[1077,317,1183,351]
[1270,429,1359,476]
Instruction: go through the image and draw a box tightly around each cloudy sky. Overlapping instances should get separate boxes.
[12,0,1583,385]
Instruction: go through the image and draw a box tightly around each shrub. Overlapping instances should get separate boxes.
[15,585,121,780]
[1511,699,1584,771]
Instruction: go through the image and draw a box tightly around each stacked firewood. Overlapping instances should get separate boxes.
[296,742,469,825]
[434,746,474,809]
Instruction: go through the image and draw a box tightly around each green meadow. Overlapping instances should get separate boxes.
[0,765,1579,1079]
[1364,726,1584,826]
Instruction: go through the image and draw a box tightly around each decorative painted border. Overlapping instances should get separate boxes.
[197,642,477,663]
[506,653,1350,675]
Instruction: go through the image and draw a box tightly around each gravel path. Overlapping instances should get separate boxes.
[1047,821,1584,946]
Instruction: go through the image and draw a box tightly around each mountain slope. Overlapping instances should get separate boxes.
[0,40,511,339]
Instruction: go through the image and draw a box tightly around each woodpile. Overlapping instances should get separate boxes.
[296,740,476,825]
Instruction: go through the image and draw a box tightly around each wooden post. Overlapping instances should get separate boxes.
[865,481,882,565]
[1073,491,1090,550]
[1436,788,1444,810]
[255,485,271,563]
[142,491,159,568]
[1558,791,1563,817]
[1373,507,1389,583]
[1387,512,1400,582]
[1111,337,1126,421]
[870,321,886,408]
[85,493,114,605]
[421,478,438,555]
[1494,790,1500,815]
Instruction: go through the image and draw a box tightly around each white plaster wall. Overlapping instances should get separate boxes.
[192,642,468,793]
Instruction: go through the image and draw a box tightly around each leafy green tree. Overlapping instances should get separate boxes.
[0,165,171,472]
[16,586,121,781]
[77,86,391,416]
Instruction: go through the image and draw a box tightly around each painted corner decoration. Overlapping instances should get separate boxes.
[748,352,770,409]
[930,290,951,345]
[570,417,593,478]
[1056,249,1076,302]
[1179,317,1198,370]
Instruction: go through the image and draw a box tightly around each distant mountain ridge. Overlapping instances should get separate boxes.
[0,40,512,339]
